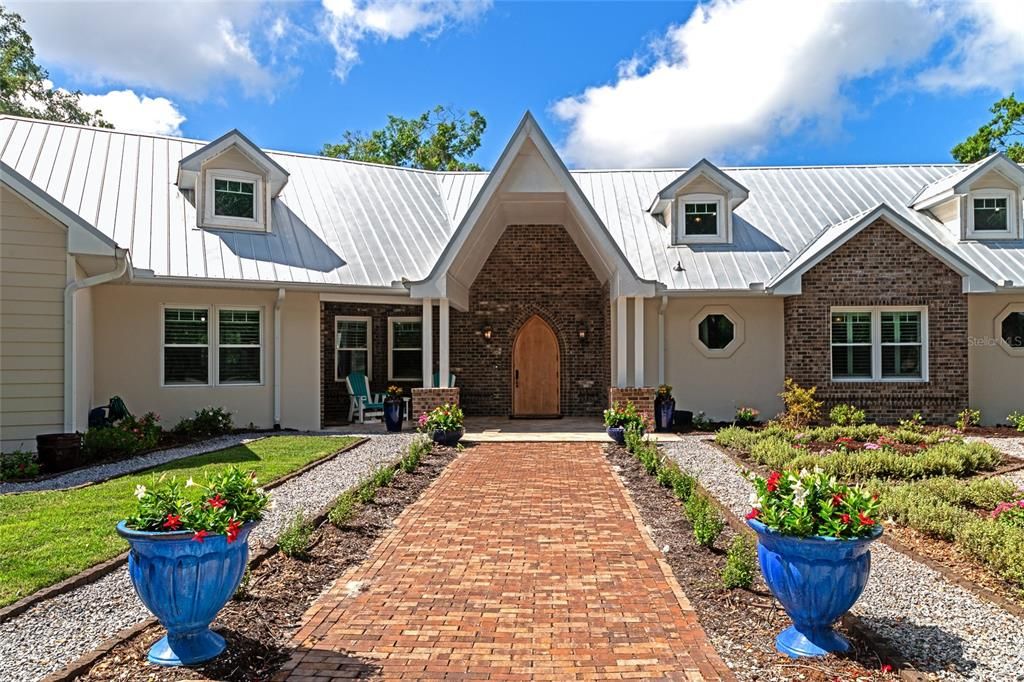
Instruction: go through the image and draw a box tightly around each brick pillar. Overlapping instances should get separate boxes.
[608,387,656,425]
[412,388,461,421]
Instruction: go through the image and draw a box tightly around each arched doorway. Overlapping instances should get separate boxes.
[512,315,560,417]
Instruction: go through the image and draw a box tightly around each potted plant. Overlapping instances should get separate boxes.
[419,403,464,447]
[603,401,645,445]
[746,468,882,658]
[654,384,675,432]
[383,385,404,432]
[735,406,760,426]
[117,467,269,666]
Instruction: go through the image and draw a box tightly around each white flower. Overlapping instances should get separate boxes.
[185,477,196,488]
[748,492,762,510]
[813,465,824,475]
[792,481,808,508]
[798,468,809,478]
[134,484,147,500]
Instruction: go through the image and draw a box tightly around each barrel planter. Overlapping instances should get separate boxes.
[747,518,882,658]
[432,428,464,447]
[383,399,403,432]
[36,432,83,473]
[116,520,257,666]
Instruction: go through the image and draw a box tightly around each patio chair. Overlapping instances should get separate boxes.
[345,372,385,424]
[432,372,457,388]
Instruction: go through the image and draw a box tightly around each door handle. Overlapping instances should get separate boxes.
[515,368,519,388]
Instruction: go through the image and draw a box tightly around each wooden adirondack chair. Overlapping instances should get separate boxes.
[345,372,385,423]
[432,372,457,388]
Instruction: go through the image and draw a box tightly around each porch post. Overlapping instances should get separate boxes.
[421,298,433,388]
[616,296,628,388]
[658,295,667,386]
[438,298,450,388]
[633,296,645,387]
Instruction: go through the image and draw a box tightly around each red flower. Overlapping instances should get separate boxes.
[881,663,893,673]
[192,530,209,543]
[745,508,760,520]
[208,494,227,509]
[858,511,875,526]
[766,471,782,492]
[840,513,851,525]
[226,518,242,544]
[162,514,182,530]
[831,493,844,506]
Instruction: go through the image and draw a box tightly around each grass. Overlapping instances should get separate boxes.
[0,435,357,607]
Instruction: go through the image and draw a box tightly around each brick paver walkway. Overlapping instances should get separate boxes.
[279,442,732,680]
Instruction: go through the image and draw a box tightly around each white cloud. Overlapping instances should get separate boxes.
[78,90,186,136]
[553,0,1024,168]
[321,0,491,79]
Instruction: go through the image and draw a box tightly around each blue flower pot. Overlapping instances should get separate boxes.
[432,428,463,447]
[116,520,256,666]
[654,399,675,432]
[383,400,403,432]
[606,426,627,445]
[747,518,881,658]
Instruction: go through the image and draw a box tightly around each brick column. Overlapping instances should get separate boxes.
[608,387,655,425]
[412,388,460,421]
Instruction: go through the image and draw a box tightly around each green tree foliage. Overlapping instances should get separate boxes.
[0,8,110,127]
[322,105,485,170]
[951,94,1024,163]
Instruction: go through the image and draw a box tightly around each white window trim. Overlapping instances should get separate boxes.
[965,189,1018,239]
[674,193,728,245]
[387,316,423,381]
[161,304,212,388]
[216,306,264,386]
[335,315,372,382]
[994,303,1024,357]
[202,169,264,231]
[830,306,929,383]
[689,305,745,359]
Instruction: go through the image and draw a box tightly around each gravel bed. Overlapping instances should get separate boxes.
[665,435,1024,682]
[0,433,413,682]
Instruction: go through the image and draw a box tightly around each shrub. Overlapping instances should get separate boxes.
[777,378,822,429]
[401,435,432,473]
[0,450,40,480]
[173,406,233,439]
[955,408,982,431]
[691,411,714,431]
[735,406,760,425]
[278,512,313,559]
[876,485,973,540]
[749,436,802,470]
[356,477,379,504]
[721,535,757,589]
[898,412,925,433]
[749,469,879,539]
[636,440,661,475]
[955,520,1024,590]
[829,403,866,427]
[1007,411,1024,432]
[685,493,725,548]
[328,491,359,527]
[657,461,682,488]
[672,471,697,502]
[714,426,759,451]
[805,424,885,443]
[604,401,646,430]
[624,424,645,453]
[991,500,1024,529]
[370,465,396,489]
[908,476,1020,510]
[83,412,161,460]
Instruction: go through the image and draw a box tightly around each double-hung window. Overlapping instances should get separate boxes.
[163,308,210,385]
[218,309,262,384]
[388,317,422,381]
[162,306,263,386]
[336,317,371,381]
[831,307,926,382]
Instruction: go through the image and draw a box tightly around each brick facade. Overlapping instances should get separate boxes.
[784,219,968,423]
[608,387,656,425]
[411,388,460,421]
[450,224,610,417]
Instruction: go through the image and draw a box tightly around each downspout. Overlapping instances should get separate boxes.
[63,251,131,432]
[273,287,285,429]
[657,295,668,386]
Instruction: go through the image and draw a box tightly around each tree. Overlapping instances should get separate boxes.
[322,106,486,171]
[0,7,110,127]
[951,94,1023,163]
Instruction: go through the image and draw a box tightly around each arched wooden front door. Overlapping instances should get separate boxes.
[512,315,560,417]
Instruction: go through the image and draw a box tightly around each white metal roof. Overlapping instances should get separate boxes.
[2,115,1022,292]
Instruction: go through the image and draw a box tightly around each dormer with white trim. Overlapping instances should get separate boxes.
[910,153,1024,242]
[176,130,289,232]
[648,159,749,245]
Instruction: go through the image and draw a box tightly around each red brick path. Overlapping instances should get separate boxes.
[278,443,733,680]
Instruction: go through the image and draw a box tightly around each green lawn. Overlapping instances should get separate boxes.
[0,435,357,607]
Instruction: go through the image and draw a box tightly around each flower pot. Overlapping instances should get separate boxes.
[605,426,642,445]
[747,518,882,658]
[654,398,676,432]
[432,428,464,447]
[383,400,403,432]
[116,520,257,666]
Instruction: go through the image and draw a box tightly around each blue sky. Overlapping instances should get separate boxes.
[14,0,1024,169]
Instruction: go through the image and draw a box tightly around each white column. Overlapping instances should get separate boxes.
[438,298,450,388]
[616,296,628,388]
[658,296,667,386]
[633,296,645,387]
[421,298,433,388]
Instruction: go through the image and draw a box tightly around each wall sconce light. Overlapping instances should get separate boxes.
[481,326,494,341]
[577,327,588,342]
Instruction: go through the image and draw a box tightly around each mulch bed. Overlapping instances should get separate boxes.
[606,444,896,682]
[73,445,460,682]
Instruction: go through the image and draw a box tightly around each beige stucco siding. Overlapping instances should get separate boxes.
[0,186,67,451]
[91,284,320,431]
[968,294,1024,424]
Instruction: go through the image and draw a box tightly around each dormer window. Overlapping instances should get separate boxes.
[966,189,1017,239]
[675,194,726,243]
[973,196,1008,231]
[203,170,263,231]
[214,178,255,219]
[684,200,719,236]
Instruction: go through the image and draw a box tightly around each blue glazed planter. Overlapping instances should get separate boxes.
[383,400,403,432]
[747,518,882,658]
[116,520,256,666]
[654,399,675,432]
[432,428,463,447]
[606,426,627,445]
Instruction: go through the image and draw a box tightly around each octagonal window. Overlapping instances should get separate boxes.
[1002,311,1024,349]
[698,314,735,350]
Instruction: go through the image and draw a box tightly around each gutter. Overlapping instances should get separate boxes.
[63,250,131,432]
[273,288,285,429]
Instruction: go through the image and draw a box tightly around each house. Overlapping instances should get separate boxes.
[1,112,1021,450]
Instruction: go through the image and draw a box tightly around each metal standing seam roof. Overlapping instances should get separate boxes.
[2,115,1022,292]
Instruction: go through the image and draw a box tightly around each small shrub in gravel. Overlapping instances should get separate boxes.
[371,464,396,488]
[721,535,757,589]
[356,478,379,504]
[657,460,683,488]
[685,493,725,548]
[876,486,974,541]
[955,520,1024,591]
[278,512,313,559]
[328,491,359,527]
[173,406,234,439]
[829,403,866,427]
[672,471,696,502]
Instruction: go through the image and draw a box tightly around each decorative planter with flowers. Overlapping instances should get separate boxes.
[746,468,882,658]
[117,467,269,666]
[654,385,675,432]
[603,401,646,445]
[383,385,404,432]
[419,403,464,446]
[735,406,760,426]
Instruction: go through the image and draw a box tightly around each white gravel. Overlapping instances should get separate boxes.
[0,433,413,682]
[665,435,1024,682]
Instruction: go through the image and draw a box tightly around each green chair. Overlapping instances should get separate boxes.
[432,372,457,388]
[345,372,384,423]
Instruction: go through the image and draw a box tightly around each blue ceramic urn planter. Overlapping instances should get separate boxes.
[606,426,627,445]
[747,518,882,658]
[432,428,463,447]
[116,520,256,666]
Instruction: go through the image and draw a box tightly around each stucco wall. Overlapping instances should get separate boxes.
[968,294,1024,425]
[0,187,67,451]
[91,284,320,431]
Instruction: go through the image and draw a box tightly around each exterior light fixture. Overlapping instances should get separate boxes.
[578,327,588,342]
[481,326,494,341]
